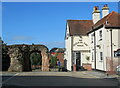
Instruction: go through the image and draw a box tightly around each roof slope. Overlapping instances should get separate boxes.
[67,20,93,36]
[93,11,120,29]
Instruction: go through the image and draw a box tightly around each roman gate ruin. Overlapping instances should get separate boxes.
[2,44,50,72]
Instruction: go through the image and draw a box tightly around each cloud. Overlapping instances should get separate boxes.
[12,36,33,41]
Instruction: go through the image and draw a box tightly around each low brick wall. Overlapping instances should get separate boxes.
[106,57,120,74]
[82,63,92,71]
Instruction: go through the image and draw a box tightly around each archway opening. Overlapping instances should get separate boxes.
[30,51,42,71]
[2,55,10,71]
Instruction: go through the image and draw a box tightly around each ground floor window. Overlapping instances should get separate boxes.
[100,52,103,61]
[92,52,94,61]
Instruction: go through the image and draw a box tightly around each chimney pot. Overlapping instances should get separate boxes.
[92,6,100,24]
[102,4,109,18]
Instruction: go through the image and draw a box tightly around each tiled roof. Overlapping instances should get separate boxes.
[88,11,120,33]
[94,11,120,28]
[67,11,120,35]
[67,20,93,36]
[104,11,120,28]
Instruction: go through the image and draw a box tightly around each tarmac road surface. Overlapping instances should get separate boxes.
[1,71,119,88]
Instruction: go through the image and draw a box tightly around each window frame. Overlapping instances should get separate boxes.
[99,30,102,40]
[100,52,103,61]
[91,33,94,43]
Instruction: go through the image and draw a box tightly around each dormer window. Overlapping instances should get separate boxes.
[99,30,102,40]
[106,21,109,25]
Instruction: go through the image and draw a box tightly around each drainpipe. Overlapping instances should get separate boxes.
[94,31,96,70]
[110,29,113,72]
[71,36,74,71]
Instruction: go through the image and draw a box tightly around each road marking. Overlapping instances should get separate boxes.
[2,73,20,84]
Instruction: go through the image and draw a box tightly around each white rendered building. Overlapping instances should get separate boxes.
[65,5,120,71]
[88,5,120,71]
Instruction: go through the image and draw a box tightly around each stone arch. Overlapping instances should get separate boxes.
[29,45,49,71]
[30,50,42,70]
[7,44,49,72]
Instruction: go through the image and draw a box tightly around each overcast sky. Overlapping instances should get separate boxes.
[2,2,119,49]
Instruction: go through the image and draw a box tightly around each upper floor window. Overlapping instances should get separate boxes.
[91,33,94,43]
[99,30,102,40]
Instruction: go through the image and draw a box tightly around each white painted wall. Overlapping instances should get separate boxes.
[64,23,72,71]
[72,35,90,66]
[89,33,95,68]
[112,29,120,52]
[81,52,90,64]
[95,28,104,70]
[89,26,120,71]
[65,36,72,71]
[103,28,120,71]
[65,27,91,71]
[72,36,90,51]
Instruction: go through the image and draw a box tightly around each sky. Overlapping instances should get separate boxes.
[2,2,119,49]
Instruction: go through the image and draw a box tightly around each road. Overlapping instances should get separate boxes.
[1,71,120,88]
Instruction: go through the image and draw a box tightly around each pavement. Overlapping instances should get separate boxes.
[82,71,119,78]
[1,70,120,79]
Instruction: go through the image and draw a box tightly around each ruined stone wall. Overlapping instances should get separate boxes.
[3,44,50,72]
[8,45,24,72]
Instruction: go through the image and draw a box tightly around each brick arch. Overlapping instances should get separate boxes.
[7,44,49,72]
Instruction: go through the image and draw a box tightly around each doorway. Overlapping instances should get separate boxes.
[2,55,10,71]
[72,51,81,71]
[76,51,81,66]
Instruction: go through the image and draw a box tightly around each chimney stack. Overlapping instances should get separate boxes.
[92,6,100,24]
[102,4,109,18]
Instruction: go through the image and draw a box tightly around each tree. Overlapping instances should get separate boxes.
[49,55,57,67]
[30,52,42,69]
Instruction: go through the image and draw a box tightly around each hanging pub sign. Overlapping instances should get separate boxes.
[114,49,120,57]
